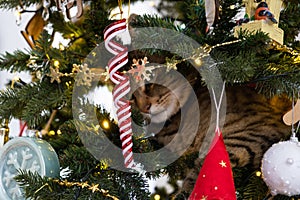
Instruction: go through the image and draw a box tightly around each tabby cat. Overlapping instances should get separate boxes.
[131,65,291,194]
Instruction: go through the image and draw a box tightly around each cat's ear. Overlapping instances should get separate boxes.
[128,13,138,39]
[137,84,146,93]
[130,83,146,102]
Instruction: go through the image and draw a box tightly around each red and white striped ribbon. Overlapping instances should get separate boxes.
[103,19,135,168]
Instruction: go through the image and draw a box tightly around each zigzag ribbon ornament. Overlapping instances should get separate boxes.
[103,19,135,168]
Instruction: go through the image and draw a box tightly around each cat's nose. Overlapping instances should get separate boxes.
[142,103,151,113]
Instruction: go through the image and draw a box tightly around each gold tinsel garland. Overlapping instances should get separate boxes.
[34,178,119,200]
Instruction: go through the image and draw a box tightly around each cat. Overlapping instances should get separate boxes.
[130,64,292,194]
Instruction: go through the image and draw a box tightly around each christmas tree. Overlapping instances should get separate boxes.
[0,0,299,199]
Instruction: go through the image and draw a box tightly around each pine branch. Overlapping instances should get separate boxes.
[130,14,183,31]
[0,79,68,128]
[50,11,81,38]
[0,31,53,74]
[240,171,268,199]
[15,170,65,200]
[0,29,77,75]
[280,0,300,45]
[21,81,68,128]
[110,170,150,200]
[129,14,202,60]
[216,51,263,83]
[0,85,24,120]
[254,68,300,98]
[48,120,82,151]
[15,170,121,200]
[0,50,31,72]
[0,0,40,10]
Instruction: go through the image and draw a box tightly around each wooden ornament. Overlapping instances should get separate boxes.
[40,109,58,136]
[243,0,281,23]
[234,0,284,44]
[283,100,300,126]
[20,8,46,48]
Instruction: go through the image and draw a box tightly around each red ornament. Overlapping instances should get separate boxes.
[189,128,236,200]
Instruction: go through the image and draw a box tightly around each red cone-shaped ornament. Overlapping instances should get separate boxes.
[189,128,236,200]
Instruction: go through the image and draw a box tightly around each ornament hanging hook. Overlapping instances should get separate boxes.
[290,90,299,142]
[296,91,300,134]
[292,90,295,136]
[127,0,131,21]
[211,81,226,134]
[118,0,124,18]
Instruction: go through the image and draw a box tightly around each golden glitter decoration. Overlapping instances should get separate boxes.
[101,66,110,82]
[73,63,95,87]
[50,66,62,83]
[49,179,118,199]
[89,184,100,193]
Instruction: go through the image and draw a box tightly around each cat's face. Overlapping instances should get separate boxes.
[131,69,192,124]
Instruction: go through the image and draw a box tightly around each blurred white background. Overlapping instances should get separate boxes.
[0,9,33,137]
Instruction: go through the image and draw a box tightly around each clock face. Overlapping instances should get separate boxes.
[0,137,60,200]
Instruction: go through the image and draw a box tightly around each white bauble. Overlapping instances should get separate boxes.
[261,138,300,196]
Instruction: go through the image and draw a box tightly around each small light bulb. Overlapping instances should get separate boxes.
[59,43,65,51]
[48,130,56,136]
[256,171,262,177]
[102,120,110,130]
[153,194,160,200]
[194,58,202,67]
[53,60,60,67]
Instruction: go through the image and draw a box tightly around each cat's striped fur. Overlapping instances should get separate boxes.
[131,66,291,193]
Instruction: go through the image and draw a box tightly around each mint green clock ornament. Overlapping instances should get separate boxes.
[0,137,60,200]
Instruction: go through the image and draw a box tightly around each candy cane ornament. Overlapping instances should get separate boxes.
[103,19,135,168]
